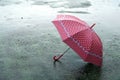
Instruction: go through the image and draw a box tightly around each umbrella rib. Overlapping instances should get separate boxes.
[58,20,102,59]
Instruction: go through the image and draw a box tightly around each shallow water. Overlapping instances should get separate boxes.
[0,0,120,80]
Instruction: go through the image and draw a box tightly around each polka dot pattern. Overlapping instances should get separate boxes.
[52,15,103,66]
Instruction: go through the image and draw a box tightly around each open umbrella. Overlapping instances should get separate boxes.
[52,15,103,66]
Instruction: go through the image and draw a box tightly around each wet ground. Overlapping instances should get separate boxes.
[0,0,120,80]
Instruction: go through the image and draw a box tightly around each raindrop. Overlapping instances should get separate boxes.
[21,17,23,19]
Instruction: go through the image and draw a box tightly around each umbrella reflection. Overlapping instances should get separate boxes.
[74,63,101,80]
[53,60,62,68]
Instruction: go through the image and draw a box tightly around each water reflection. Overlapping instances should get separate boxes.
[28,0,91,8]
[0,0,91,9]
[0,0,22,6]
[74,63,101,80]
[53,60,101,80]
[58,11,90,14]
[53,60,62,68]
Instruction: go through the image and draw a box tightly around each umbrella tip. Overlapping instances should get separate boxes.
[90,23,96,29]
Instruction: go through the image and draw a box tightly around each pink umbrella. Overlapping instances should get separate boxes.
[52,15,103,66]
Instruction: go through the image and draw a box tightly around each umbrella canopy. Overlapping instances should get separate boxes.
[52,15,103,66]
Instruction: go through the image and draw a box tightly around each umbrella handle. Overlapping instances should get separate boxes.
[53,48,70,61]
[53,54,64,61]
[90,23,96,29]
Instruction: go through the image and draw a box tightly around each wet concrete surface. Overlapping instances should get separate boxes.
[0,0,120,80]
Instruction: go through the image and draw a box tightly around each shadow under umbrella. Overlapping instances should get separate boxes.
[74,63,101,80]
